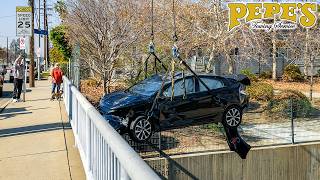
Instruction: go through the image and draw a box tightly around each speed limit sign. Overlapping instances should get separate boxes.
[16,6,32,36]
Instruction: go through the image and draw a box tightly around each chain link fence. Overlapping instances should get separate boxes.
[119,89,320,159]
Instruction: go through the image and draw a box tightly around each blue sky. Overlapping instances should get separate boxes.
[0,0,60,50]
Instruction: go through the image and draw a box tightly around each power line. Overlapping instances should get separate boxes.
[0,15,15,19]
[0,35,17,38]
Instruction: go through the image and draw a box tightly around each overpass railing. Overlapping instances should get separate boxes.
[62,76,160,180]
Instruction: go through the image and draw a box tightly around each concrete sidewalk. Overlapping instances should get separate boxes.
[0,80,85,180]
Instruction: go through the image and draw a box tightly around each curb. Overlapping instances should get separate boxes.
[0,98,11,113]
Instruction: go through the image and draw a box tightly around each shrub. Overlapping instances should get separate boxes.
[59,62,68,75]
[259,71,272,79]
[41,71,50,79]
[240,69,258,82]
[282,64,304,82]
[82,78,100,87]
[246,82,274,101]
[201,123,223,132]
[268,90,312,118]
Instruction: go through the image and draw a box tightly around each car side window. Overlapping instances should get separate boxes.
[163,77,195,97]
[199,77,224,92]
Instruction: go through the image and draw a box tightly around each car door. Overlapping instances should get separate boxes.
[192,76,226,123]
[158,77,199,129]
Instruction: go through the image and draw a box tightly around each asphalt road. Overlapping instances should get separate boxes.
[0,74,13,109]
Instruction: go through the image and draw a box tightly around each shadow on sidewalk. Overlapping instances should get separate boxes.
[26,98,51,102]
[0,107,50,119]
[0,122,71,138]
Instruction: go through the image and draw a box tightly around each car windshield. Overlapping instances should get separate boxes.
[129,75,162,96]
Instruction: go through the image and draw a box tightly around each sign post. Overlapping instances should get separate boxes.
[16,6,32,102]
[19,37,27,102]
[37,47,40,81]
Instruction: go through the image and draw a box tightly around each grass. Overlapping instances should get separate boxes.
[41,71,51,79]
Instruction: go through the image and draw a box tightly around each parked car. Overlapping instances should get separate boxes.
[0,65,6,96]
[0,73,4,97]
[99,73,250,142]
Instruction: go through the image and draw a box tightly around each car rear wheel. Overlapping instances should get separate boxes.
[223,106,242,128]
[129,115,153,143]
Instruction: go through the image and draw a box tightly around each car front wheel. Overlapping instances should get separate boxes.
[223,106,242,128]
[129,115,153,143]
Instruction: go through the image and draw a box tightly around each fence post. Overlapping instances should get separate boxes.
[74,96,78,147]
[290,97,295,144]
[68,82,72,121]
[86,107,93,175]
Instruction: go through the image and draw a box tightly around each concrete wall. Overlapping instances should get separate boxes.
[146,142,320,180]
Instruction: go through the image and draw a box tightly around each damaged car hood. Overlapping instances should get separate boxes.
[99,91,151,114]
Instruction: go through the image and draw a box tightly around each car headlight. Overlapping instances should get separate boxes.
[122,117,129,126]
[108,115,128,126]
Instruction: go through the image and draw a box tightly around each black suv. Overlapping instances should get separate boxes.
[99,74,250,142]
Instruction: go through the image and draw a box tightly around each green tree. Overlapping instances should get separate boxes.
[49,46,66,63]
[54,0,67,21]
[49,25,71,62]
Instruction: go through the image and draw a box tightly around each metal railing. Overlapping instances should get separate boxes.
[62,76,160,180]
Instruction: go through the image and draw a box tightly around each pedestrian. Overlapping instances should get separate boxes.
[50,63,63,100]
[12,55,24,102]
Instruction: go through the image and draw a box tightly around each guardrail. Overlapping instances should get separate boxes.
[63,76,160,180]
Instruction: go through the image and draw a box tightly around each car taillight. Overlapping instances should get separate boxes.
[239,84,246,95]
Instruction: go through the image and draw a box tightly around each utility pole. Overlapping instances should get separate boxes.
[37,0,41,80]
[43,0,48,71]
[28,0,35,87]
[6,37,8,65]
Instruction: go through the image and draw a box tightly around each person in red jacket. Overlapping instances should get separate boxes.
[50,63,63,99]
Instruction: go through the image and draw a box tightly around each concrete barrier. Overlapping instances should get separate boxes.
[146,142,320,180]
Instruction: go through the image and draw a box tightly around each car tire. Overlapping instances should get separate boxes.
[223,105,242,128]
[129,115,153,143]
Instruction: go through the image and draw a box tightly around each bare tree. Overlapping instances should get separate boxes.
[62,0,320,84]
[65,0,144,93]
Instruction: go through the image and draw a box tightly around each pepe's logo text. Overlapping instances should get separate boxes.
[228,3,317,31]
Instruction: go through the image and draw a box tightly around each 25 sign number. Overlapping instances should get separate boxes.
[17,21,31,28]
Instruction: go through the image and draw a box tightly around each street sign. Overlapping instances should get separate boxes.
[34,29,48,35]
[19,37,26,50]
[16,6,32,36]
